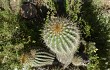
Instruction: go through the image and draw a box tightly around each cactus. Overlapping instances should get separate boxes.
[72,55,88,66]
[20,49,55,69]
[42,17,80,68]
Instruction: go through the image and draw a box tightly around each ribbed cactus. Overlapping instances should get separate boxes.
[72,55,88,66]
[20,49,55,70]
[42,17,80,68]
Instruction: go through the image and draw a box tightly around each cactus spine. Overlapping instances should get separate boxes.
[42,17,80,68]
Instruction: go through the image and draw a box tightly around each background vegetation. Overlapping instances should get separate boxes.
[0,0,110,70]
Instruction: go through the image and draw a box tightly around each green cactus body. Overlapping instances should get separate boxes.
[42,17,80,68]
[21,49,55,69]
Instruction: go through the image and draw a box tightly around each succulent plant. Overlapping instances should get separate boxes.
[20,49,55,70]
[42,17,80,68]
[72,55,89,66]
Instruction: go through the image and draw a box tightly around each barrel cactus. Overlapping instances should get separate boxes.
[72,55,89,66]
[42,17,80,68]
[20,49,55,70]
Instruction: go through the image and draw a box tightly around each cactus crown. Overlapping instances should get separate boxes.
[51,23,63,35]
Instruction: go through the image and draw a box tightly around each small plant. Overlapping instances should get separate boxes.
[72,55,88,66]
[20,49,55,70]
